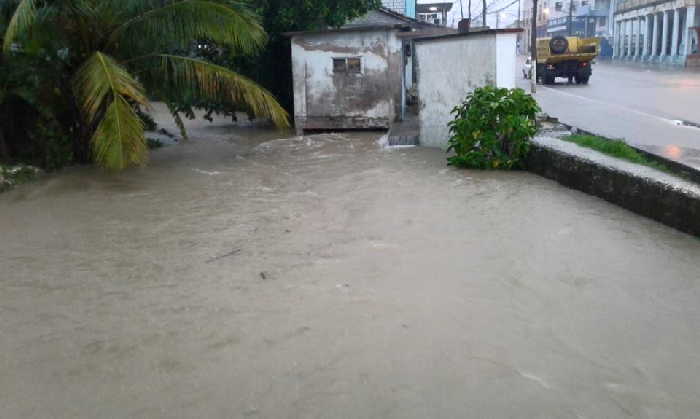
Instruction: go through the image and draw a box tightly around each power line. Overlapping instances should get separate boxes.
[487,0,520,15]
[472,0,517,21]
[450,0,519,27]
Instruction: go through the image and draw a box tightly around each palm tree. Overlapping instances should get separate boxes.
[1,0,289,169]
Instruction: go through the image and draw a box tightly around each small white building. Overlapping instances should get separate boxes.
[287,8,452,134]
[288,9,521,148]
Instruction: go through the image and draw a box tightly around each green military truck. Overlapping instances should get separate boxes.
[534,36,600,85]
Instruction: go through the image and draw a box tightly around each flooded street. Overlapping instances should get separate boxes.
[2,114,700,418]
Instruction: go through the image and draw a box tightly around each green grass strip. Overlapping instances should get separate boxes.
[560,134,671,173]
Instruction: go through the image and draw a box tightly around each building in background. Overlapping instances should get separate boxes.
[381,0,417,18]
[417,2,454,26]
[287,8,452,134]
[520,0,612,55]
[612,0,698,65]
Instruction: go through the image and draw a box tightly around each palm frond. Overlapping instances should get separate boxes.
[74,51,148,122]
[142,54,289,128]
[2,0,36,52]
[166,101,189,140]
[109,0,266,56]
[74,52,149,169]
[92,94,147,169]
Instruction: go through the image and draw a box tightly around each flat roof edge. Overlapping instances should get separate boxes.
[284,24,410,37]
[413,28,523,42]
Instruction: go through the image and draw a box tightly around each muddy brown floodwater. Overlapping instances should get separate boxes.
[2,110,700,418]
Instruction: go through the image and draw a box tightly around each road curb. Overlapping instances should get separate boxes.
[538,116,700,185]
[528,137,700,237]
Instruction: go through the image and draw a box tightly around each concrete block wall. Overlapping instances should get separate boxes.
[528,136,700,237]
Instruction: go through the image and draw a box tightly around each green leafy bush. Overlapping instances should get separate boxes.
[447,86,540,169]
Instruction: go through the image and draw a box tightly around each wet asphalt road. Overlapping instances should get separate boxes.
[516,60,700,169]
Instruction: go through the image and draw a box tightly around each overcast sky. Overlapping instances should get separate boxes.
[415,0,520,29]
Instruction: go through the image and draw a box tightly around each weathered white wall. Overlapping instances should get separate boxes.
[496,33,517,88]
[291,30,403,132]
[416,32,518,149]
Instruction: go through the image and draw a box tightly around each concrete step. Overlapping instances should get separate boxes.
[388,134,419,146]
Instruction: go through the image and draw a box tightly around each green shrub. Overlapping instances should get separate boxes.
[447,86,540,169]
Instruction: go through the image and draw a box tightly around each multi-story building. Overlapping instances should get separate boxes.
[416,2,454,26]
[381,0,417,18]
[612,0,698,65]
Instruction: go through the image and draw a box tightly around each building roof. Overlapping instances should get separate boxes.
[284,7,455,37]
[345,7,419,27]
[411,28,522,42]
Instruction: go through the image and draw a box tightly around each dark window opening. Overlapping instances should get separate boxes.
[333,58,347,73]
[333,57,362,74]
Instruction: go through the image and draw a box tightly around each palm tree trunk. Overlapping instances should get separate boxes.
[68,98,93,164]
[0,128,9,162]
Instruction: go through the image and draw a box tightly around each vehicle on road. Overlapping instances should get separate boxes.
[523,57,533,80]
[534,36,600,85]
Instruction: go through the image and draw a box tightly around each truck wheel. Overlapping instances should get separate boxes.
[575,75,590,85]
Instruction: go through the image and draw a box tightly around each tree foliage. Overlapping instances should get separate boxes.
[1,0,289,170]
[447,86,540,170]
[171,0,381,118]
[246,0,382,32]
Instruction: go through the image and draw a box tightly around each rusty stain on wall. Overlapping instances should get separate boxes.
[294,39,389,59]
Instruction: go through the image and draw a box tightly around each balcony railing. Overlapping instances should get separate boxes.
[615,0,661,13]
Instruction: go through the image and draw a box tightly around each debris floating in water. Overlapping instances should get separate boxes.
[205,249,241,264]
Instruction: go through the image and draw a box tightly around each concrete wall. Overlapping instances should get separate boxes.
[528,137,700,237]
[291,29,403,133]
[415,32,518,148]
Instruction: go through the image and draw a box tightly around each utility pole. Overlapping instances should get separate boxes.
[483,0,487,26]
[460,0,464,19]
[531,0,538,93]
[568,0,574,35]
[517,0,522,53]
[469,0,472,19]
